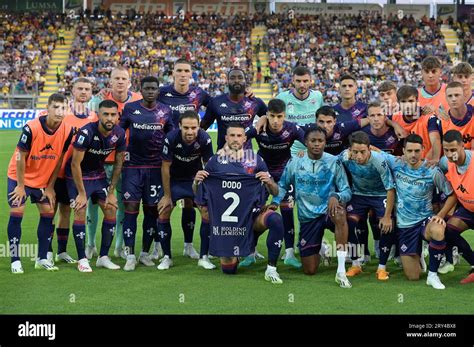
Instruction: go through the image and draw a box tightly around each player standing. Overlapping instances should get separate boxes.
[157,110,214,270]
[7,94,71,273]
[244,99,305,268]
[53,78,97,265]
[157,59,211,259]
[119,76,174,271]
[66,100,126,271]
[86,67,142,259]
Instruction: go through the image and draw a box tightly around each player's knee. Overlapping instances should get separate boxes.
[158,207,172,219]
[143,204,158,218]
[406,273,420,281]
[75,209,86,221]
[428,224,445,241]
[103,206,117,218]
[124,202,140,213]
[264,211,282,228]
[220,257,238,275]
[199,206,209,220]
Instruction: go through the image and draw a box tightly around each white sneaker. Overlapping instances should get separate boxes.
[55,252,77,264]
[96,256,120,270]
[47,251,54,266]
[420,255,427,273]
[35,259,59,271]
[157,255,173,270]
[11,260,24,274]
[85,245,98,260]
[264,266,283,284]
[255,250,265,259]
[124,255,137,271]
[183,244,200,259]
[198,255,216,270]
[150,241,163,260]
[426,273,446,289]
[139,252,155,267]
[438,262,455,274]
[114,248,127,260]
[77,258,92,272]
[335,272,352,288]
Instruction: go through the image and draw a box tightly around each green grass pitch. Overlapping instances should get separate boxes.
[0,129,472,314]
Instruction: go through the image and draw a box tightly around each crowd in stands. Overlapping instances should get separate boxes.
[0,12,66,97]
[451,18,474,65]
[265,13,452,102]
[1,10,469,105]
[64,13,254,96]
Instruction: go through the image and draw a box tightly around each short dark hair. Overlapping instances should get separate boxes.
[451,62,473,76]
[316,106,336,119]
[98,99,119,110]
[397,85,418,101]
[304,125,327,141]
[446,81,464,91]
[421,56,442,70]
[227,68,246,79]
[267,99,286,114]
[174,58,192,68]
[367,101,383,113]
[226,122,245,133]
[443,130,463,144]
[48,93,66,105]
[73,77,93,86]
[340,74,356,83]
[293,66,311,77]
[404,133,423,147]
[179,110,200,124]
[349,131,370,147]
[140,76,159,87]
[378,81,397,93]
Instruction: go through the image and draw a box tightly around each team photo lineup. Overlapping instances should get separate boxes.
[2,8,474,310]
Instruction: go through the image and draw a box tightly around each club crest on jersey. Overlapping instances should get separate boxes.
[288,104,294,113]
[194,142,200,149]
[190,91,196,99]
[353,109,361,116]
[158,110,165,117]
[387,136,395,144]
[111,135,118,143]
[282,130,290,139]
[333,132,341,140]
[244,101,252,109]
